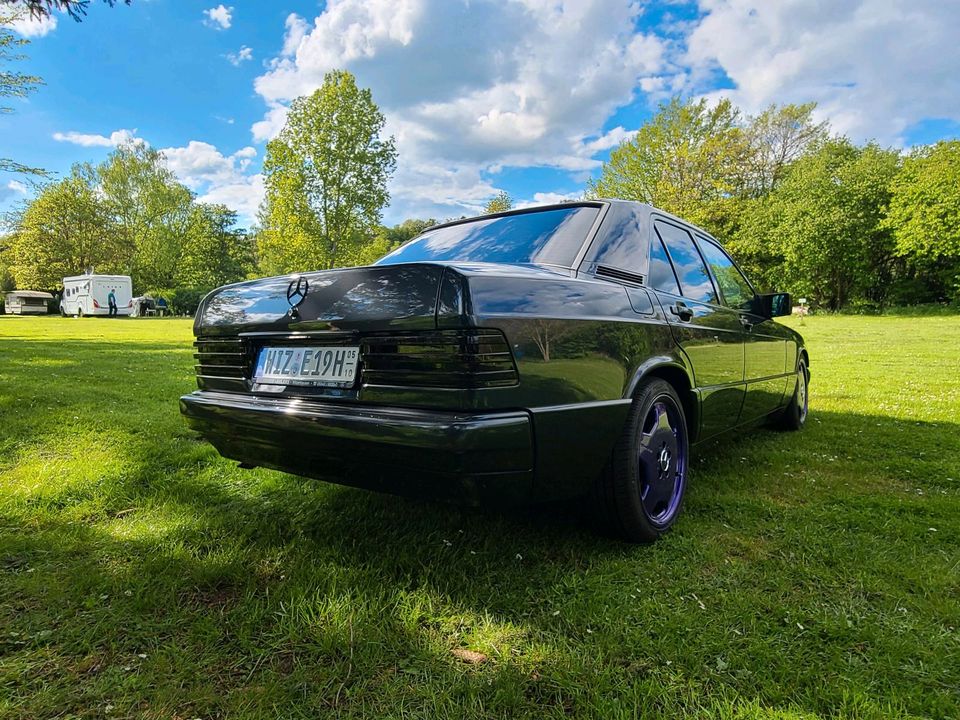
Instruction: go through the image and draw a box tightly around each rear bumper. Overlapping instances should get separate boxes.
[179,391,534,504]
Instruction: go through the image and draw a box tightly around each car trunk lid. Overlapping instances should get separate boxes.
[196,263,447,336]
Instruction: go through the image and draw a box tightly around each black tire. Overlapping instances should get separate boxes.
[593,378,690,543]
[776,359,808,431]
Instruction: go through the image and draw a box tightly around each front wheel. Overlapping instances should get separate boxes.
[776,359,808,431]
[594,378,689,543]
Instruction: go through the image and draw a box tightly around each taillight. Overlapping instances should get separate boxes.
[93,299,100,308]
[362,329,518,388]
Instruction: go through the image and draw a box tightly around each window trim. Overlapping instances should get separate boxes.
[652,218,721,306]
[647,230,682,297]
[694,234,760,313]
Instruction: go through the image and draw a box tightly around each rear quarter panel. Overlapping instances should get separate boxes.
[457,271,687,499]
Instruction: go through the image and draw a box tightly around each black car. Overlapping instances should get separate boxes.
[180,200,808,542]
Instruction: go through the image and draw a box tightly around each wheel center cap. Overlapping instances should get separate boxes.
[658,446,672,474]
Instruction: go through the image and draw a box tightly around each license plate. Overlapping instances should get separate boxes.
[254,346,360,387]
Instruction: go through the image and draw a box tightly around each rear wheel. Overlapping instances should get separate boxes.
[594,378,689,543]
[776,359,808,431]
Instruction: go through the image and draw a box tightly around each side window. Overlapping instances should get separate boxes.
[648,235,680,295]
[587,205,646,272]
[698,238,756,311]
[654,221,718,304]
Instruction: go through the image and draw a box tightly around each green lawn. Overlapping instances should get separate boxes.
[0,315,957,719]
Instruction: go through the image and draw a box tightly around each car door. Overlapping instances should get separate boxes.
[651,220,746,439]
[695,236,788,421]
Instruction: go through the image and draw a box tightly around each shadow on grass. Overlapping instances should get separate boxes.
[2,336,959,717]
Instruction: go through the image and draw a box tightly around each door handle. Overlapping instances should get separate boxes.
[670,302,694,321]
[739,315,754,331]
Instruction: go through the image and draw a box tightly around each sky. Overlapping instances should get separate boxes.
[2,0,960,226]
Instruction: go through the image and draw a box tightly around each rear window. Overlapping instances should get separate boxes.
[376,206,599,267]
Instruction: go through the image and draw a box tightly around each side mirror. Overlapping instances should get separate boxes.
[757,292,792,318]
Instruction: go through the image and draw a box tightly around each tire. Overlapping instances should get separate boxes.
[593,378,690,543]
[776,359,809,431]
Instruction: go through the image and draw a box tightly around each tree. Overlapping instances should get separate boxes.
[731,140,900,309]
[258,70,397,273]
[589,97,748,231]
[1,10,45,177]
[4,168,122,288]
[484,191,512,214]
[97,142,193,290]
[2,0,130,22]
[178,204,254,289]
[882,141,960,301]
[742,103,829,196]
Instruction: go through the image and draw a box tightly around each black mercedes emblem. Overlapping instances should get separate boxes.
[286,276,309,309]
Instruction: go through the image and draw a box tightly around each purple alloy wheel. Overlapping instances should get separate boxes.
[637,397,687,527]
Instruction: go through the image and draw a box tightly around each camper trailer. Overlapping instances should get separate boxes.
[60,274,133,317]
[4,290,53,315]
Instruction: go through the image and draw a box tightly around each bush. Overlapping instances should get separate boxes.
[164,287,209,316]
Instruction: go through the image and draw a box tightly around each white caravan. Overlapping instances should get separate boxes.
[60,274,133,317]
[4,290,53,315]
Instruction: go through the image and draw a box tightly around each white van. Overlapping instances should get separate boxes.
[60,274,133,317]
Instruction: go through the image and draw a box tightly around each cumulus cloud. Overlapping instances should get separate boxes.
[226,45,253,66]
[0,179,29,202]
[251,0,668,218]
[5,12,57,38]
[160,141,264,220]
[203,4,232,30]
[514,191,584,210]
[52,128,141,147]
[684,0,960,144]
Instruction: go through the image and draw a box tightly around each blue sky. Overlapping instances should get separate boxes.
[2,0,959,226]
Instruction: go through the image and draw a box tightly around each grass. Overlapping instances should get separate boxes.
[0,315,958,719]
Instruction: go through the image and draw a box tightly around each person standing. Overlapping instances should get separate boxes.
[107,288,118,317]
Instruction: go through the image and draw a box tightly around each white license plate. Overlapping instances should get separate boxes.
[254,346,360,387]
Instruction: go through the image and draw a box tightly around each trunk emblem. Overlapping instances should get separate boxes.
[286,277,309,309]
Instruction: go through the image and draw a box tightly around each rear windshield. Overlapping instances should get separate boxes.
[376,206,599,267]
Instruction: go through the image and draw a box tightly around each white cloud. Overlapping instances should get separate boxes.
[684,0,960,143]
[202,4,232,30]
[160,141,263,220]
[251,103,288,143]
[513,191,584,210]
[226,45,253,66]
[196,174,265,220]
[0,179,30,202]
[52,128,141,147]
[5,13,57,38]
[251,0,668,219]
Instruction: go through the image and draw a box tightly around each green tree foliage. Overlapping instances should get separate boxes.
[589,97,747,230]
[382,218,436,245]
[883,141,960,301]
[3,0,129,22]
[4,169,123,288]
[97,143,193,290]
[741,102,830,197]
[484,191,512,214]
[3,145,253,296]
[1,10,45,176]
[258,70,397,273]
[179,204,255,289]
[731,140,901,309]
